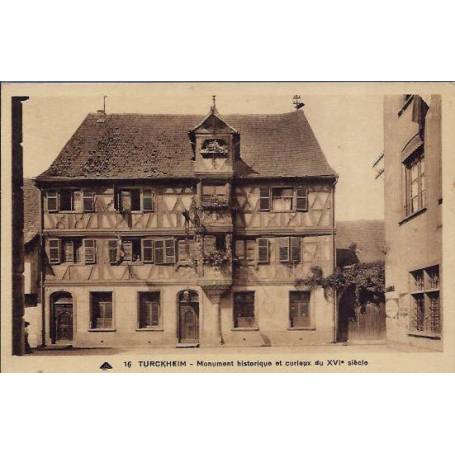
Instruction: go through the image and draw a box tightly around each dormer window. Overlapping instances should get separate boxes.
[200,139,229,157]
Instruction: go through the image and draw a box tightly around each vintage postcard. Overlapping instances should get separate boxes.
[1,82,454,372]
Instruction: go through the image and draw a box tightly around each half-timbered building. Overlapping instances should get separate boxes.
[34,100,337,348]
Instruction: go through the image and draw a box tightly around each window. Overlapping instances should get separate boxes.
[234,292,255,328]
[259,187,270,211]
[46,191,58,212]
[154,239,176,264]
[234,239,256,265]
[142,239,154,263]
[82,191,94,212]
[142,189,155,212]
[90,292,113,329]
[138,292,161,329]
[121,238,142,262]
[279,237,301,263]
[108,240,119,264]
[296,187,308,212]
[409,266,440,336]
[257,238,269,263]
[118,189,141,212]
[405,149,425,216]
[84,239,96,264]
[62,239,82,263]
[48,239,61,264]
[60,190,73,211]
[289,291,311,328]
[272,187,293,212]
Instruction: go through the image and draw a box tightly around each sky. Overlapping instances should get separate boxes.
[17,83,384,221]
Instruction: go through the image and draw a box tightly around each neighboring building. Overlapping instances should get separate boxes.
[34,101,337,348]
[23,178,42,348]
[383,95,442,350]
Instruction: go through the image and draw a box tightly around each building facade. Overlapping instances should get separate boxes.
[34,102,337,348]
[383,95,442,350]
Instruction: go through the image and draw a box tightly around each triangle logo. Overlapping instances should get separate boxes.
[99,362,113,371]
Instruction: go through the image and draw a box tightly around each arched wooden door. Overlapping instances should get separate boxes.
[178,290,199,344]
[51,292,73,343]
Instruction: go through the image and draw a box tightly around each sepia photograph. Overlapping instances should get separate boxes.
[1,82,453,372]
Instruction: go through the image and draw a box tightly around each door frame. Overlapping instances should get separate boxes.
[50,291,74,344]
[177,290,199,344]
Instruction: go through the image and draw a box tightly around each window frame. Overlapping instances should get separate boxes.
[288,290,313,330]
[83,239,97,264]
[82,190,95,212]
[154,238,176,265]
[46,190,59,212]
[59,189,74,212]
[137,291,162,330]
[142,238,155,263]
[108,239,119,264]
[48,238,61,265]
[89,291,114,331]
[404,148,425,218]
[141,189,155,212]
[256,238,270,264]
[279,237,301,264]
[271,187,294,212]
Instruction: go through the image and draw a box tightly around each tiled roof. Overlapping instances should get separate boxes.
[37,110,336,180]
[23,178,40,244]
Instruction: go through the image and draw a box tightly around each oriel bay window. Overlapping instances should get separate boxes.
[234,292,256,328]
[138,292,161,329]
[90,292,113,330]
[289,291,311,328]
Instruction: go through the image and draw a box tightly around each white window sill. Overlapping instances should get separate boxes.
[88,329,116,332]
[231,327,259,332]
[287,327,316,331]
[136,328,163,332]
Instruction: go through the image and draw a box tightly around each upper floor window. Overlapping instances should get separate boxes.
[200,139,229,157]
[115,188,155,212]
[404,149,425,216]
[259,186,308,213]
[45,189,94,213]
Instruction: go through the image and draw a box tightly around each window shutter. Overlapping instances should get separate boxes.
[246,239,256,265]
[257,238,269,263]
[142,190,154,212]
[296,187,308,212]
[46,191,58,212]
[259,187,270,211]
[82,191,94,212]
[154,240,165,264]
[84,239,96,264]
[63,239,74,263]
[290,237,301,263]
[142,239,154,263]
[122,240,132,261]
[164,239,176,264]
[279,237,290,263]
[48,239,61,264]
[108,240,118,264]
[121,190,132,212]
[235,240,245,260]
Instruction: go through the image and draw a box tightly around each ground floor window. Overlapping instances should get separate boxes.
[90,292,113,329]
[289,291,311,328]
[138,292,161,329]
[233,291,255,328]
[409,265,441,336]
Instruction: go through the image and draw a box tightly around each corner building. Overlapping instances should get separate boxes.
[35,102,337,348]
